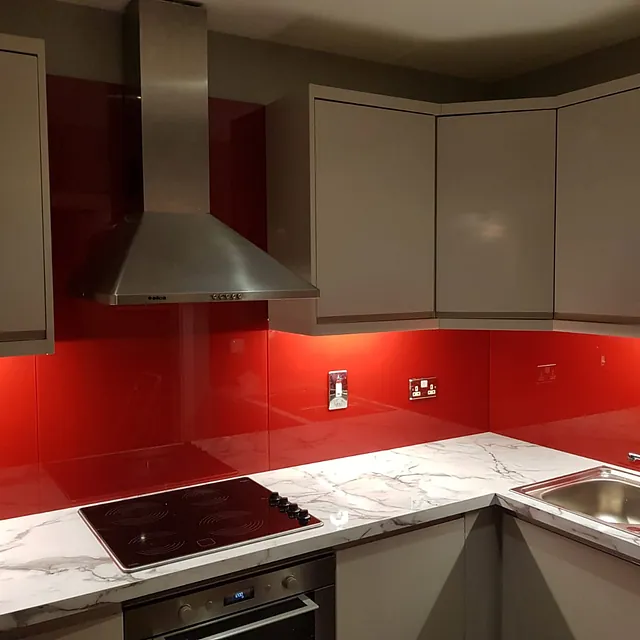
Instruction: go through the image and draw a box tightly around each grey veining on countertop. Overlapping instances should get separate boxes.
[0,432,635,632]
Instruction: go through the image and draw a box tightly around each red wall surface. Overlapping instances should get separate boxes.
[0,76,490,520]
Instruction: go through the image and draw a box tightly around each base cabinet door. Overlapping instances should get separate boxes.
[502,516,640,640]
[11,609,123,640]
[336,518,464,640]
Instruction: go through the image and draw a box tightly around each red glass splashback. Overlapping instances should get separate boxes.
[268,330,489,469]
[490,331,640,468]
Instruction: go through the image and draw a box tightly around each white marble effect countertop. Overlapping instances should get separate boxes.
[2,432,640,632]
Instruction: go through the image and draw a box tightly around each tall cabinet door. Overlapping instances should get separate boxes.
[314,99,435,322]
[437,110,556,319]
[556,88,640,322]
[0,42,52,356]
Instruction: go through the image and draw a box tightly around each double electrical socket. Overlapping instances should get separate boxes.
[537,363,556,384]
[409,377,437,400]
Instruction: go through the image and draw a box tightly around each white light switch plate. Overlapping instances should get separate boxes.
[328,369,348,410]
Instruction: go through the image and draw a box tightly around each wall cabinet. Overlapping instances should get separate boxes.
[336,518,465,640]
[437,109,556,323]
[267,85,438,335]
[502,515,640,639]
[270,77,640,336]
[556,87,640,325]
[0,35,53,356]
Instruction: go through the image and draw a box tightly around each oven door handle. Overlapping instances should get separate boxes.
[167,595,319,640]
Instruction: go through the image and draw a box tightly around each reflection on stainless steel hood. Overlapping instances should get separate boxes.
[82,0,318,305]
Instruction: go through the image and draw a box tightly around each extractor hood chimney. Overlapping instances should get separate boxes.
[83,0,318,305]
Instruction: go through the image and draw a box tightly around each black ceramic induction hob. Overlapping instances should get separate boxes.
[79,477,322,572]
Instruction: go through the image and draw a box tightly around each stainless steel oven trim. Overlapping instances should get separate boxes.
[124,555,335,640]
[79,507,323,573]
[163,595,318,640]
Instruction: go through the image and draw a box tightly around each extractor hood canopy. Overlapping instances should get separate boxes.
[82,0,318,305]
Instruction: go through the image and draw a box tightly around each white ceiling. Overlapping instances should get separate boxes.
[58,0,640,80]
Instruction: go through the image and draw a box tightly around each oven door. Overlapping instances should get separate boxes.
[165,594,319,640]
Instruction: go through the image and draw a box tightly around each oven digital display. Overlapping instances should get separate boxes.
[223,587,255,606]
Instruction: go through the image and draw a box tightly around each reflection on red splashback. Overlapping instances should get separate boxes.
[0,357,37,469]
[490,331,640,469]
[0,357,39,519]
[268,330,489,469]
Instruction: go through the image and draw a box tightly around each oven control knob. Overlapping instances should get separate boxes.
[277,497,289,511]
[178,604,195,623]
[282,575,299,590]
[297,509,311,525]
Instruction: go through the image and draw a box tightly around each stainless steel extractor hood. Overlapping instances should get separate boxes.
[83,0,318,305]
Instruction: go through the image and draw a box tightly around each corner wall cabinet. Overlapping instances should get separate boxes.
[0,34,53,356]
[267,73,640,337]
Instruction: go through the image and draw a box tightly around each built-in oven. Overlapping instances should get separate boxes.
[124,555,335,640]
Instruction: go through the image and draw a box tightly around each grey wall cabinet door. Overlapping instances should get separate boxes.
[437,110,556,320]
[0,37,53,357]
[267,86,438,335]
[502,516,640,640]
[314,99,436,322]
[336,518,464,640]
[556,88,640,323]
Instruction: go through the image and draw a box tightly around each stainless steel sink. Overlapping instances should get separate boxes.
[514,467,640,532]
